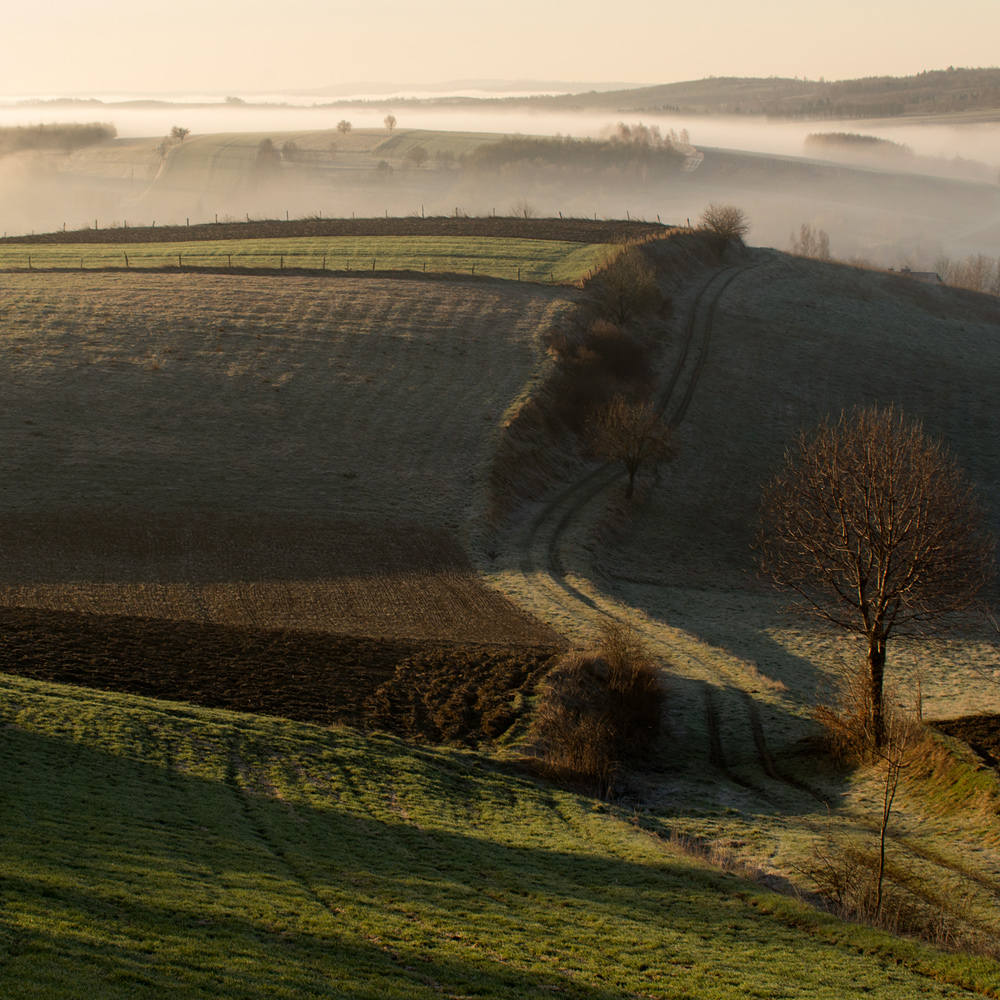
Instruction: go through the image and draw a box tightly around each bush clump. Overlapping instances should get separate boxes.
[528,619,664,793]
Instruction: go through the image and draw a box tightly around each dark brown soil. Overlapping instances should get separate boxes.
[0,217,667,247]
[0,605,560,745]
[932,715,1000,768]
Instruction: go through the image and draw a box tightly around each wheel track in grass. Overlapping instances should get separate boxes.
[511,254,794,803]
[506,245,1000,937]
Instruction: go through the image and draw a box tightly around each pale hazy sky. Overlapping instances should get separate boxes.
[5,0,999,96]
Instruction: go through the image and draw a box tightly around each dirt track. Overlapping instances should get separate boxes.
[0,217,668,246]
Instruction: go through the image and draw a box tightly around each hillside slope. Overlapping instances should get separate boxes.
[2,675,997,999]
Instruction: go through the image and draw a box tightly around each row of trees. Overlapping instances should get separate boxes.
[934,252,1000,296]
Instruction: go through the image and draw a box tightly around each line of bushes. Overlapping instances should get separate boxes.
[0,122,117,156]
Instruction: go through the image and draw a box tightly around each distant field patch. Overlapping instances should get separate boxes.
[0,235,607,283]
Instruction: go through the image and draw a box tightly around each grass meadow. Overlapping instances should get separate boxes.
[0,236,607,283]
[2,675,998,999]
[482,239,1000,956]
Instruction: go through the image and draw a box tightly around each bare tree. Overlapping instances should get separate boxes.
[700,203,750,255]
[383,114,397,133]
[169,125,190,142]
[255,138,281,181]
[337,119,353,135]
[756,405,994,748]
[589,395,675,499]
[510,197,536,219]
[593,243,660,325]
[789,223,831,260]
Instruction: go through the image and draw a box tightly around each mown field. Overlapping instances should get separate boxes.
[2,675,997,999]
[0,235,608,283]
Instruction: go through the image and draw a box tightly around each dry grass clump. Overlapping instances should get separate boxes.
[803,835,998,957]
[527,619,664,793]
[813,659,882,764]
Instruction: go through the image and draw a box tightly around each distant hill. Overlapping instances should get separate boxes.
[324,67,1000,121]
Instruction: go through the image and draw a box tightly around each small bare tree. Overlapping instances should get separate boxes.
[383,114,397,133]
[589,395,675,499]
[594,243,660,325]
[510,197,536,220]
[337,119,353,135]
[789,223,831,259]
[700,203,750,255]
[756,405,994,748]
[169,125,190,142]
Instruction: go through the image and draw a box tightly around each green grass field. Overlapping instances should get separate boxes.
[3,674,997,999]
[0,236,606,283]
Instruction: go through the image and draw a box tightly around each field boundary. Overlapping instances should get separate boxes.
[1,216,669,246]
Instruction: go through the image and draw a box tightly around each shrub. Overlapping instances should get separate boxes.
[592,244,660,325]
[528,620,664,794]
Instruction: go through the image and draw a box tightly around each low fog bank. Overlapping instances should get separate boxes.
[0,117,997,273]
[2,100,998,167]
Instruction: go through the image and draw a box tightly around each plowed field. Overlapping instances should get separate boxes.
[0,513,560,644]
[0,269,567,722]
[0,606,558,744]
[1,215,665,245]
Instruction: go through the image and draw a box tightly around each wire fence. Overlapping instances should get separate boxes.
[0,249,574,283]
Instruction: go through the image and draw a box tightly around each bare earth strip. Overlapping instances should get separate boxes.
[0,513,560,645]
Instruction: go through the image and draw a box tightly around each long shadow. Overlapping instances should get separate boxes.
[0,720,928,1000]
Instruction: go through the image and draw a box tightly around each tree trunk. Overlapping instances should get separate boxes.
[625,464,636,499]
[868,639,886,751]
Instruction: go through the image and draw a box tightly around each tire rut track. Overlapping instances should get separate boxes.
[517,254,769,620]
[504,246,1000,937]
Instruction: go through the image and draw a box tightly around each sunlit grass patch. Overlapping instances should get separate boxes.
[1,675,997,998]
[0,236,606,284]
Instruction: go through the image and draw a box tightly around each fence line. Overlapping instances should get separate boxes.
[0,251,573,283]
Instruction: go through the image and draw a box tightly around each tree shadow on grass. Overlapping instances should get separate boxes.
[0,715,924,1000]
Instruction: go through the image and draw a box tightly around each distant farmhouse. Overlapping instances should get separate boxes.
[899,266,944,285]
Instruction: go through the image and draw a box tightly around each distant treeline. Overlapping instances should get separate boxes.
[769,68,1000,119]
[805,132,915,158]
[0,123,117,156]
[935,253,1000,296]
[548,67,1000,120]
[466,125,687,175]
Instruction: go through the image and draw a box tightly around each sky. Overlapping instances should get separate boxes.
[4,0,999,96]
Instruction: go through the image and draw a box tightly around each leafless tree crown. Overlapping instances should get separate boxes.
[756,405,993,642]
[699,203,750,243]
[594,243,659,325]
[589,395,675,498]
